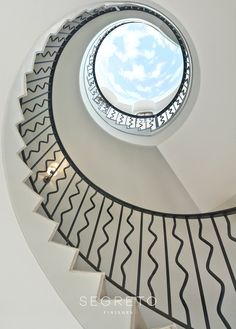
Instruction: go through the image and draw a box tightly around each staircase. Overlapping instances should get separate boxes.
[3,3,236,329]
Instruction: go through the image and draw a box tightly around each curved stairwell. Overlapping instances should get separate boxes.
[3,3,236,329]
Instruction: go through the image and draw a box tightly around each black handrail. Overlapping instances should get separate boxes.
[81,9,192,135]
[18,4,236,329]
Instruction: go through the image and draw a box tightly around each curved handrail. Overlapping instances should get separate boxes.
[41,3,231,219]
[81,7,192,135]
[18,4,236,329]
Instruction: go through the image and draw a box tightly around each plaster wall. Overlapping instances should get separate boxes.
[0,0,89,328]
[52,10,199,213]
[1,0,236,327]
[158,0,236,211]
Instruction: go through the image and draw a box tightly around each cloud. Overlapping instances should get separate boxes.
[104,42,116,58]
[100,72,143,105]
[105,72,127,97]
[98,36,117,59]
[148,26,180,52]
[95,22,184,107]
[154,73,174,89]
[143,50,156,60]
[113,24,160,62]
[115,28,146,62]
[155,80,165,88]
[126,90,143,101]
[150,62,166,78]
[136,84,152,93]
[169,66,183,83]
[116,51,129,63]
[120,64,147,81]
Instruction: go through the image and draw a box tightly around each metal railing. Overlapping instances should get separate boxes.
[82,7,192,136]
[18,4,235,329]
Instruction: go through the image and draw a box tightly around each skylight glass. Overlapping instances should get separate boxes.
[95,22,184,115]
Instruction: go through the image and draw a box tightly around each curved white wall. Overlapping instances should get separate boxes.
[0,0,89,328]
[52,11,199,213]
[1,0,236,327]
[0,172,83,329]
[158,0,236,211]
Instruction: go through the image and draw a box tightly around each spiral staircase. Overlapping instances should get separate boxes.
[2,1,236,329]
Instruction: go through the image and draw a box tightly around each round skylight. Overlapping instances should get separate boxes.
[95,22,184,115]
[81,6,192,137]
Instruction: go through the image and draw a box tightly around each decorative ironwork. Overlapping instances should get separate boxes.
[18,4,236,329]
[82,6,192,136]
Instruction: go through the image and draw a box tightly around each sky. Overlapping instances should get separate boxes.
[95,22,184,112]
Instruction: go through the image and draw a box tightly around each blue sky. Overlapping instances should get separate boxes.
[95,22,184,107]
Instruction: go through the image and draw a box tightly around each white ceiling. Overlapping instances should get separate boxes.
[50,0,236,213]
[158,0,236,211]
[52,10,200,214]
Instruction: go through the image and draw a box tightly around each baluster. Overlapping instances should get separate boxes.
[186,217,210,329]
[163,215,172,317]
[50,172,76,217]
[109,205,123,279]
[211,216,236,290]
[136,212,143,297]
[86,195,105,258]
[66,185,90,240]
